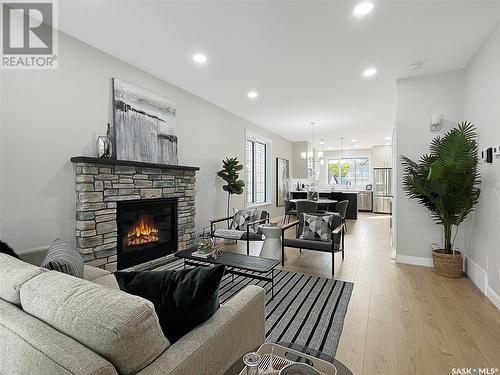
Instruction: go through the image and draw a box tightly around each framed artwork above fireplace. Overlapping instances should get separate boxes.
[112,78,178,165]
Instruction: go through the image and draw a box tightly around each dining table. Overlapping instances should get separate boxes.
[289,198,337,205]
[289,198,338,212]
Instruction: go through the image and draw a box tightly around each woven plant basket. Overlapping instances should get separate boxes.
[432,250,463,278]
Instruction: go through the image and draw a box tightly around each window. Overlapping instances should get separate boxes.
[328,157,369,187]
[246,133,271,205]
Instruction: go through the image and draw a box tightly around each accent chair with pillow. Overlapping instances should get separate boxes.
[210,208,270,254]
[281,212,345,276]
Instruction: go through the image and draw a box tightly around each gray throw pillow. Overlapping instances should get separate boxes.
[41,238,84,278]
[300,214,334,242]
[249,209,263,233]
[231,209,254,231]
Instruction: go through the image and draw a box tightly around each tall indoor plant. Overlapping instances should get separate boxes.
[401,122,481,277]
[217,157,245,217]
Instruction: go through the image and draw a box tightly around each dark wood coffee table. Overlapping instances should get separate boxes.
[174,248,280,299]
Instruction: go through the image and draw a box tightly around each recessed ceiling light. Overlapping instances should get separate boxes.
[354,145,360,148]
[351,139,356,143]
[327,146,333,149]
[247,91,258,99]
[385,136,391,140]
[385,142,391,146]
[362,68,377,77]
[192,53,207,64]
[353,2,374,17]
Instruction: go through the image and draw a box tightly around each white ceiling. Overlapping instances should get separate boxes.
[58,0,500,149]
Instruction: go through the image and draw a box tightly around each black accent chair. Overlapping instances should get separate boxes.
[210,210,270,254]
[335,200,349,233]
[283,198,297,223]
[281,212,345,276]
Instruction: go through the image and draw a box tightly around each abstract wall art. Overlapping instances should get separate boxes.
[276,158,290,207]
[113,78,178,164]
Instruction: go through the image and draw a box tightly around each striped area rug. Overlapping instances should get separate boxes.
[153,259,354,358]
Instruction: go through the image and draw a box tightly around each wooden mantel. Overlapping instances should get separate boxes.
[70,156,199,171]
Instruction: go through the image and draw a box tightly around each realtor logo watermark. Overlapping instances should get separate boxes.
[1,0,58,69]
[452,368,499,375]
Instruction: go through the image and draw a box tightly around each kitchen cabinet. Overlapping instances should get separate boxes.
[372,145,393,168]
[331,192,358,220]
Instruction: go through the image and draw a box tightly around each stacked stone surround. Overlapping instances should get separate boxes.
[71,157,198,272]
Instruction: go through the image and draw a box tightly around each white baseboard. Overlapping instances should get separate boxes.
[465,256,487,293]
[465,256,500,310]
[395,254,433,267]
[486,286,500,310]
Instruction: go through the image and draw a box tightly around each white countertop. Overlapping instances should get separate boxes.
[290,190,365,194]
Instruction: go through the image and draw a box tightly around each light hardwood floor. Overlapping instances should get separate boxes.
[221,213,500,375]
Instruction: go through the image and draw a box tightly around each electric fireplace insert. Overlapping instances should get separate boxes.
[117,198,177,269]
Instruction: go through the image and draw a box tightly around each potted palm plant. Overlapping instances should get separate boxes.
[217,157,245,217]
[401,122,481,278]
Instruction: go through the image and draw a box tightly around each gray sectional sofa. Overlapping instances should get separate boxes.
[0,252,265,375]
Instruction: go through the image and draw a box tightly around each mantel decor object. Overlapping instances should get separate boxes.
[96,123,113,158]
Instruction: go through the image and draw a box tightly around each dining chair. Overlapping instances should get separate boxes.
[335,200,349,233]
[283,198,297,223]
[295,200,319,217]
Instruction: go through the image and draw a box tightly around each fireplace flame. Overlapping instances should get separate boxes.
[127,215,159,246]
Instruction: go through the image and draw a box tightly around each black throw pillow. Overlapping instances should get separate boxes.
[115,265,225,343]
[0,240,19,259]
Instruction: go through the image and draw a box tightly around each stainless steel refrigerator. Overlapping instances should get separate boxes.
[373,168,392,214]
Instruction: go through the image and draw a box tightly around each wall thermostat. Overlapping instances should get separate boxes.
[430,114,442,132]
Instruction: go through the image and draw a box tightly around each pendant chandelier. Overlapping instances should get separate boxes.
[300,122,325,164]
[300,122,325,181]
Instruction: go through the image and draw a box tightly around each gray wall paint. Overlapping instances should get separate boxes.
[0,32,292,250]
[395,70,465,261]
[464,23,500,297]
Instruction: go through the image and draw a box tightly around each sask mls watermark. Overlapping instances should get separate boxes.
[1,0,58,69]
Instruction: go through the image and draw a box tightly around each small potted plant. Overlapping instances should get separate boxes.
[401,122,481,278]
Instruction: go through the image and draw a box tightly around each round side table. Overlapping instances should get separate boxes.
[259,225,283,261]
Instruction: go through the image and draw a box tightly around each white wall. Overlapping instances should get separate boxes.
[395,70,465,265]
[463,22,500,303]
[0,32,292,250]
[394,24,500,308]
[292,141,308,179]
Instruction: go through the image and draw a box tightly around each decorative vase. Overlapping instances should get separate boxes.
[432,249,463,278]
[195,232,214,254]
[307,183,319,201]
[96,123,112,158]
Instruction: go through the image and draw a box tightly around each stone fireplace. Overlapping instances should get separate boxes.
[71,157,198,271]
